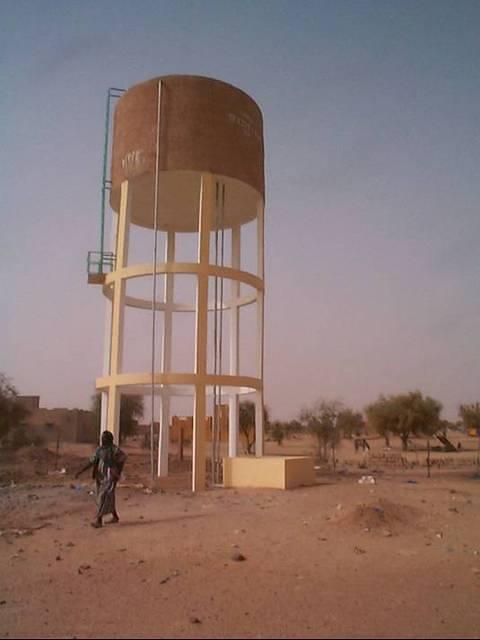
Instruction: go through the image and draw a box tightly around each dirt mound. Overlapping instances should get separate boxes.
[333,498,421,534]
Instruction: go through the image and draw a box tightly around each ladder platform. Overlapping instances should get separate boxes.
[88,273,106,285]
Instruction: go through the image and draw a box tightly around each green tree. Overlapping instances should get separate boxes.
[299,400,344,461]
[364,395,396,447]
[0,374,29,443]
[266,419,303,445]
[239,400,270,454]
[365,391,442,451]
[268,420,287,446]
[92,393,144,443]
[285,419,303,438]
[459,403,480,435]
[336,409,365,439]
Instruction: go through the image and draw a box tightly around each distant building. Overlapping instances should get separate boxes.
[18,396,97,443]
[17,396,40,413]
[171,405,229,444]
[136,404,253,449]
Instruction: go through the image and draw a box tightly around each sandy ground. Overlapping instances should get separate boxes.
[1,435,480,639]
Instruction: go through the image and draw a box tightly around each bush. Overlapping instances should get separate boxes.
[0,374,30,442]
[269,421,286,445]
[32,434,46,447]
[9,426,31,450]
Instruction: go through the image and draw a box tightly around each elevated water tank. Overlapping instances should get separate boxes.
[110,75,264,231]
[93,74,266,492]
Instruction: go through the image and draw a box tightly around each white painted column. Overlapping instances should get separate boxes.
[107,388,121,445]
[255,199,265,457]
[228,224,241,457]
[158,231,175,477]
[158,394,170,475]
[193,174,213,492]
[100,213,118,437]
[100,393,109,439]
[101,309,112,436]
[107,180,131,444]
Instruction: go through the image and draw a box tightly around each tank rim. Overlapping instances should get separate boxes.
[120,73,263,117]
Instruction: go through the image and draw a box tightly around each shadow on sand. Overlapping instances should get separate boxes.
[109,513,210,528]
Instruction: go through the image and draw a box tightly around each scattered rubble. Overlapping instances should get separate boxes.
[78,564,91,575]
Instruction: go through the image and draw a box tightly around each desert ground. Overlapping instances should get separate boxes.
[1,433,480,639]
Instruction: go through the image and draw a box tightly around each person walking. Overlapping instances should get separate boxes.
[75,430,127,528]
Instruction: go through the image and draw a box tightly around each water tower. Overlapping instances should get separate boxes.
[88,75,265,492]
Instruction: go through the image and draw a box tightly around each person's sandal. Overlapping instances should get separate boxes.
[91,520,102,528]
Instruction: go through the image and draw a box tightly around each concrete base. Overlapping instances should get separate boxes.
[223,456,316,490]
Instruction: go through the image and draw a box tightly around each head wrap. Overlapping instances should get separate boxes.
[101,431,114,447]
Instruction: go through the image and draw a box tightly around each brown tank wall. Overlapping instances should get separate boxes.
[110,75,264,205]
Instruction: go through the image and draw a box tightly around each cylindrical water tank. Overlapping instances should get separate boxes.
[110,75,264,231]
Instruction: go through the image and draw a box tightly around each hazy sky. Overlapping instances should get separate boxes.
[1,0,479,421]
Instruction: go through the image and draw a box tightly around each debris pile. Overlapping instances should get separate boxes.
[332,498,421,535]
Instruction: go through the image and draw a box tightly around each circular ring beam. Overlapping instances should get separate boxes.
[96,372,262,397]
[103,262,263,292]
[102,282,258,312]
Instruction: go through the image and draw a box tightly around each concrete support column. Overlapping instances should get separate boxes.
[255,391,264,457]
[107,180,131,444]
[100,210,118,437]
[107,386,121,444]
[100,299,112,435]
[158,230,175,477]
[192,174,213,492]
[255,201,265,457]
[100,391,108,437]
[228,224,241,457]
[193,384,207,492]
[158,393,170,476]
